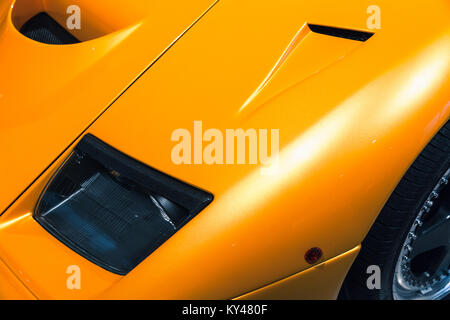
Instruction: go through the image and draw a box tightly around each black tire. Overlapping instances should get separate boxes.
[340,120,450,300]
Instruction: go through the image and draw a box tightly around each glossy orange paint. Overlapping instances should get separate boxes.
[236,246,361,300]
[0,0,218,215]
[0,257,36,300]
[0,0,449,299]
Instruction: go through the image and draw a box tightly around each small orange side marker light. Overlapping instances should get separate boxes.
[305,247,323,264]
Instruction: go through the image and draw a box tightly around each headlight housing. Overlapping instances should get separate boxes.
[35,134,213,275]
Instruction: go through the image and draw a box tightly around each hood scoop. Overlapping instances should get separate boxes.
[238,23,375,117]
[20,12,80,45]
[308,24,374,42]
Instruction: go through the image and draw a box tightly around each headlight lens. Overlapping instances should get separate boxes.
[35,134,213,275]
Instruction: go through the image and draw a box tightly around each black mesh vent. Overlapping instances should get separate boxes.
[20,12,80,45]
[308,24,374,42]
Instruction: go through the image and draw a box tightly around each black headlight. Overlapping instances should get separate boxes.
[35,134,213,275]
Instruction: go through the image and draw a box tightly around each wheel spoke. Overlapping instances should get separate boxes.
[411,217,450,259]
[434,249,450,277]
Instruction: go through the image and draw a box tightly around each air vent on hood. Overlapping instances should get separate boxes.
[20,12,79,45]
[308,24,374,42]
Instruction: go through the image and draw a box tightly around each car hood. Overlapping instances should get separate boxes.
[0,0,449,299]
[0,0,217,213]
[80,0,450,299]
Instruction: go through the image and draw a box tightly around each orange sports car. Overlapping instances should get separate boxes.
[0,0,449,300]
